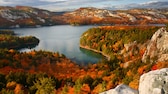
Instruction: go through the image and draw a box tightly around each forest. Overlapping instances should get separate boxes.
[80,26,160,58]
[0,30,39,49]
[0,26,168,94]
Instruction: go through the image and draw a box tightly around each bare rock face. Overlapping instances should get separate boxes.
[139,68,168,94]
[142,27,168,63]
[100,84,138,94]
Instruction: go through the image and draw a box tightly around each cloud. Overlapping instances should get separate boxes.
[133,1,168,9]
[0,0,124,11]
[142,1,168,8]
[0,0,168,11]
[0,0,12,4]
[0,0,118,7]
[105,0,168,10]
[33,0,118,11]
[0,0,53,6]
[140,0,159,5]
[39,0,68,2]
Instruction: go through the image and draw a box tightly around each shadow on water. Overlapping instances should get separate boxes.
[73,47,105,66]
[80,47,103,58]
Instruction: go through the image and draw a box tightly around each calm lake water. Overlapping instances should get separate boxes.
[12,25,104,65]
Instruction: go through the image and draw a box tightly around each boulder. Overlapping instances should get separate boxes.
[139,68,168,94]
[142,27,168,63]
[100,84,138,94]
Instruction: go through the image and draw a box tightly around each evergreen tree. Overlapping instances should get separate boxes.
[33,77,55,94]
[74,79,82,94]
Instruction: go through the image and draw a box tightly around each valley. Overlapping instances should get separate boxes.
[0,5,168,94]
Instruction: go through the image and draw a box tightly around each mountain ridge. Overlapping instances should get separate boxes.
[0,6,168,28]
[0,6,65,28]
[64,7,168,25]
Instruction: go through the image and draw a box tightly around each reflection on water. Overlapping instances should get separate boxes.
[12,25,104,64]
[78,47,104,65]
[80,47,104,59]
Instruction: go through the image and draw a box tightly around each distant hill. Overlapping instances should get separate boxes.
[0,6,66,28]
[64,7,168,25]
[0,6,168,28]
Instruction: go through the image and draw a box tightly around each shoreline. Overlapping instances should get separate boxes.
[79,45,111,60]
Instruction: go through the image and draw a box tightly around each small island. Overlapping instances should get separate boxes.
[0,30,39,49]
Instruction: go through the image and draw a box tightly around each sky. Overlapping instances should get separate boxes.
[0,0,168,11]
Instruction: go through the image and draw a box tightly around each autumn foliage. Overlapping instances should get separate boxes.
[1,26,168,93]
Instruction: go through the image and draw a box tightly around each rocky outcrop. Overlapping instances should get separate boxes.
[139,68,168,94]
[101,68,168,94]
[100,28,168,94]
[0,6,64,28]
[142,27,168,63]
[0,9,30,22]
[100,84,138,94]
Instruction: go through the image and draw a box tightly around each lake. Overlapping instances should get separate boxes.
[12,25,104,65]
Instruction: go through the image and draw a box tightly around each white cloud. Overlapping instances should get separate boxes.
[112,0,168,10]
[0,0,167,11]
[39,0,67,2]
[0,0,50,6]
[140,0,159,5]
[0,0,12,4]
